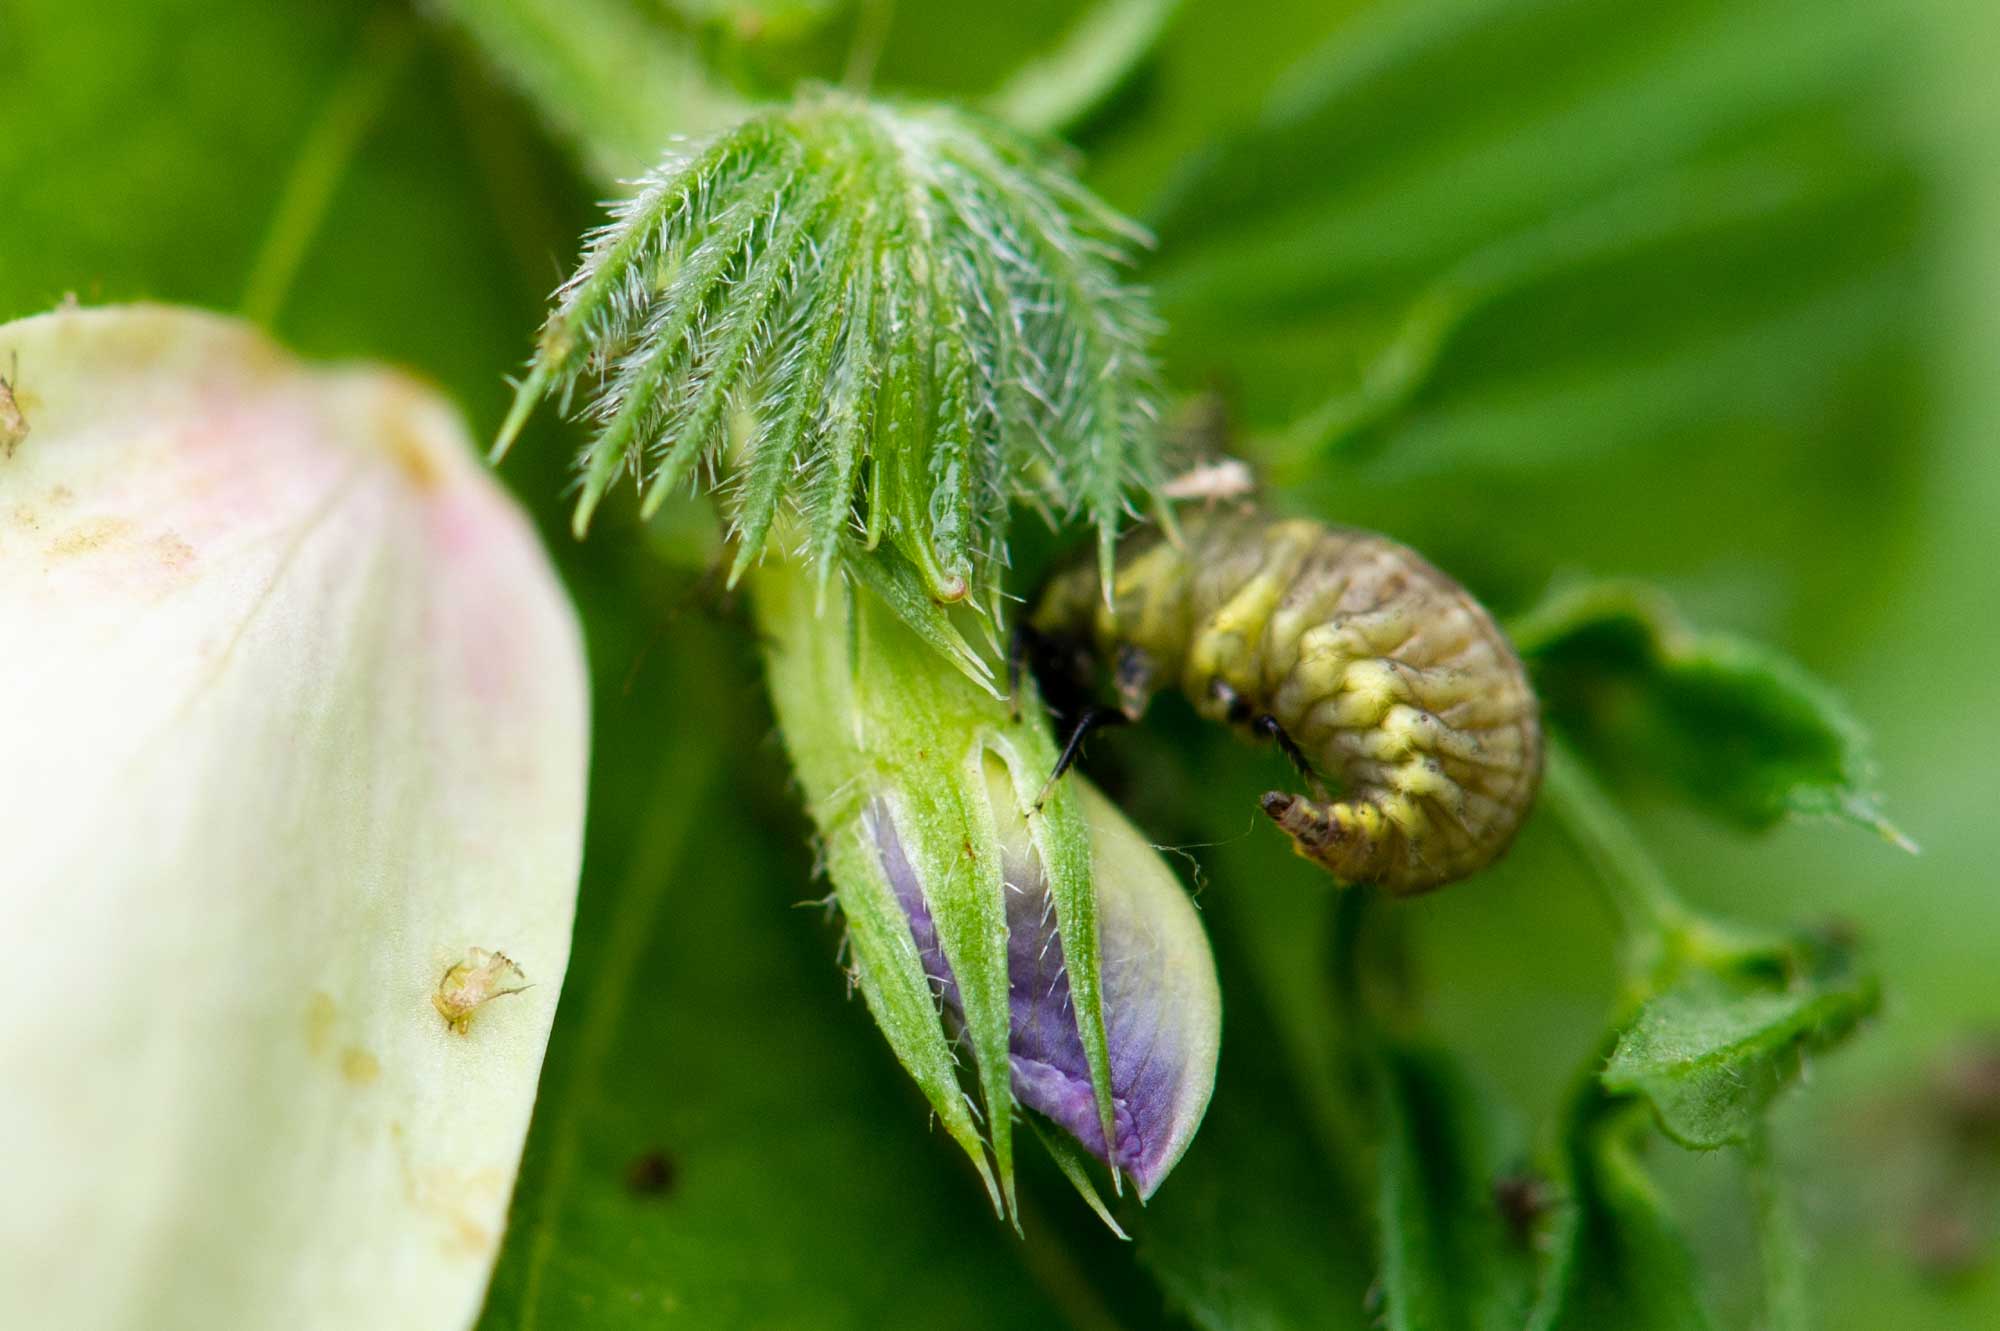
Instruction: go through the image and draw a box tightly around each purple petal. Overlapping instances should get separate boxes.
[871,778,1220,1198]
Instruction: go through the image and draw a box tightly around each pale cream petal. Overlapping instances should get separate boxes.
[0,305,589,1331]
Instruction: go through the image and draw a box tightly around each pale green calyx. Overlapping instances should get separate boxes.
[496,86,1169,616]
[752,556,1219,1225]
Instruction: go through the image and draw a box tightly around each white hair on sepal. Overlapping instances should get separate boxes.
[497,90,1171,664]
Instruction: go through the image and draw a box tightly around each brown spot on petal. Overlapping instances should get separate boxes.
[46,516,133,559]
[378,386,447,491]
[305,992,337,1057]
[389,1124,507,1259]
[153,532,195,572]
[340,1047,381,1085]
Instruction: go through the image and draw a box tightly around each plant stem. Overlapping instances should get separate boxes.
[1748,1122,1811,1331]
[1540,736,1771,992]
[241,11,416,326]
[842,0,895,93]
[432,0,743,183]
[1541,737,1695,961]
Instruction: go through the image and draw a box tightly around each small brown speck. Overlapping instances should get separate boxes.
[626,1149,678,1198]
[378,387,445,490]
[1911,1205,1984,1280]
[1494,1170,1552,1247]
[153,533,196,572]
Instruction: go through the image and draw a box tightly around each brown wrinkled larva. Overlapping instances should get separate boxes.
[1026,508,1542,895]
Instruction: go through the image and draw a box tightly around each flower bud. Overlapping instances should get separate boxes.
[0,306,589,1330]
[872,767,1221,1198]
[754,556,1218,1215]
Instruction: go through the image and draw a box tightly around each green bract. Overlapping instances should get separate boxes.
[497,87,1169,631]
[753,557,1220,1223]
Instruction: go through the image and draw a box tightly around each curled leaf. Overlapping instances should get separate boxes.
[1514,580,1912,848]
[1602,929,1879,1150]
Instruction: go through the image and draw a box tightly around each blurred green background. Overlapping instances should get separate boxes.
[4,0,1993,1326]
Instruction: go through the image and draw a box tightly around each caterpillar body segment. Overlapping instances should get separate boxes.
[1028,510,1542,895]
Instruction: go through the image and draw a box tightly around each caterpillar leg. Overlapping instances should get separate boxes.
[1252,713,1329,801]
[1035,707,1130,809]
[1259,792,1422,893]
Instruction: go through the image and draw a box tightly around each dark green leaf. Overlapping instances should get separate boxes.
[983,0,1182,137]
[1514,581,1911,846]
[1528,1079,1717,1331]
[1602,929,1879,1149]
[1375,1044,1535,1331]
[1146,0,1920,441]
[1126,0,1930,662]
[1135,973,1377,1331]
[431,0,744,180]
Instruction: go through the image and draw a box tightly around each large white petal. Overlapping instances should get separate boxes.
[0,305,588,1331]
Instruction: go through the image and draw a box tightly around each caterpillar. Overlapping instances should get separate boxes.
[1025,508,1542,895]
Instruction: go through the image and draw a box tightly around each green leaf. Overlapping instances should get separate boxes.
[1514,581,1912,847]
[989,730,1120,1173]
[1129,0,1929,649]
[430,0,745,181]
[984,0,1182,137]
[1374,1044,1535,1331]
[752,555,1023,1209]
[1601,929,1879,1149]
[841,544,997,692]
[1136,979,1376,1331]
[1146,0,1918,436]
[822,811,1001,1210]
[1528,1080,1717,1331]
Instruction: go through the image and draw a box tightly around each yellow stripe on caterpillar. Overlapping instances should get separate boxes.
[1029,508,1542,895]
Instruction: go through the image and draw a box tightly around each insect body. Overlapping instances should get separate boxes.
[1,352,27,458]
[1027,509,1542,894]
